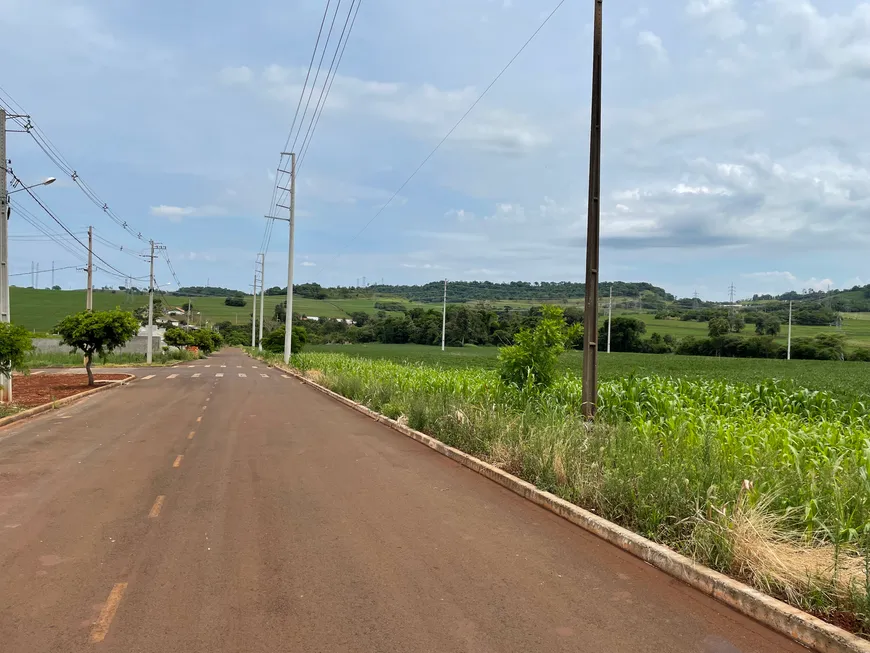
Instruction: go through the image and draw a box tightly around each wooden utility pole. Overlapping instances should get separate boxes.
[581,0,604,419]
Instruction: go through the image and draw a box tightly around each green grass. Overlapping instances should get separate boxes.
[308,343,870,405]
[24,349,199,368]
[8,288,440,332]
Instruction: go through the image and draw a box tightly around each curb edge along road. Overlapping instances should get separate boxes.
[262,357,869,653]
[0,375,135,430]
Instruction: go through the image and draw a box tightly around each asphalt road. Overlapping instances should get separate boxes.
[0,349,807,652]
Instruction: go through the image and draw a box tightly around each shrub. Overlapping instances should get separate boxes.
[0,323,34,384]
[191,329,222,354]
[262,325,307,354]
[498,305,566,389]
[224,295,246,307]
[164,327,192,348]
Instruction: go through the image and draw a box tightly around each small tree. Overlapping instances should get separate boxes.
[191,329,222,354]
[55,310,139,386]
[708,317,730,338]
[262,325,307,354]
[0,323,34,399]
[181,302,193,312]
[164,327,192,348]
[498,305,566,389]
[225,295,246,307]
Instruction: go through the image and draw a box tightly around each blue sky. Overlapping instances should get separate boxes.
[2,0,870,301]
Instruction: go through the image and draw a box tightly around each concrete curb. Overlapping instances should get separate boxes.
[0,374,135,429]
[264,357,869,653]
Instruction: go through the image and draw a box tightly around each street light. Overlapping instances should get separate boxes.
[8,177,56,195]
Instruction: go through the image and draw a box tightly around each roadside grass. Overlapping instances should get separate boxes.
[254,348,870,637]
[309,343,870,405]
[24,349,199,368]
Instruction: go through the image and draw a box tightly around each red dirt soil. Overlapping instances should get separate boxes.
[8,374,129,409]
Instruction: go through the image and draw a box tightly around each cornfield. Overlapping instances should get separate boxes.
[263,350,870,634]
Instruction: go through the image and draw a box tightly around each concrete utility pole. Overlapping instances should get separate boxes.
[86,226,93,310]
[258,253,265,351]
[607,285,613,354]
[142,241,165,365]
[283,152,297,364]
[251,270,258,348]
[187,297,191,326]
[0,108,10,402]
[787,300,793,361]
[51,261,55,289]
[441,279,448,351]
[581,0,604,419]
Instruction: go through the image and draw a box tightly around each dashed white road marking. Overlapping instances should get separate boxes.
[221,365,227,368]
[252,366,258,369]
[205,365,211,368]
[142,375,156,380]
[216,373,224,378]
[238,373,247,378]
[260,373,269,378]
[167,374,178,379]
[236,365,242,368]
[192,373,201,378]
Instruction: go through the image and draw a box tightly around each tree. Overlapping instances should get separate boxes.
[0,323,34,391]
[755,315,781,336]
[191,329,222,354]
[181,302,193,312]
[55,310,139,386]
[164,327,192,348]
[498,305,566,389]
[52,285,62,291]
[729,313,745,333]
[708,317,730,338]
[599,317,646,352]
[225,295,246,307]
[262,325,307,354]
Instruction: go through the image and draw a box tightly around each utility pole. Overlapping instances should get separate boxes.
[86,226,93,310]
[441,279,448,351]
[187,297,191,326]
[0,108,10,402]
[581,0,604,419]
[607,285,613,354]
[51,261,55,289]
[251,270,258,348]
[35,262,39,289]
[787,300,793,361]
[31,261,34,288]
[142,241,164,364]
[283,152,297,364]
[258,253,265,351]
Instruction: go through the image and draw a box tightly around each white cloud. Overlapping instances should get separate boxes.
[149,205,226,221]
[218,65,253,85]
[637,31,669,64]
[301,261,317,267]
[445,209,475,222]
[686,0,747,39]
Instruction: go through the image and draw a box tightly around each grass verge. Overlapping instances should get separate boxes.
[253,348,870,639]
[24,349,200,368]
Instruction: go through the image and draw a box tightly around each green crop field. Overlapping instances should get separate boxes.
[7,288,441,332]
[308,342,870,404]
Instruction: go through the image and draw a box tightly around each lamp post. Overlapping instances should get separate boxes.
[2,108,58,402]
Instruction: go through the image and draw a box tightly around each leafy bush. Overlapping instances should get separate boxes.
[55,310,139,385]
[164,327,192,347]
[261,325,307,354]
[191,329,222,354]
[497,305,566,389]
[224,295,246,307]
[0,323,34,381]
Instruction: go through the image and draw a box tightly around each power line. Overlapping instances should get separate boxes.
[4,165,133,279]
[325,0,567,266]
[258,0,336,258]
[297,0,362,174]
[0,86,183,285]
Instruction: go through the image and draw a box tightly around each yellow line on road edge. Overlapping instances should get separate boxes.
[188,431,196,440]
[173,455,183,468]
[90,582,127,643]
[148,495,166,518]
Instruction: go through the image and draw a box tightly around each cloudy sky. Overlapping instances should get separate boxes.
[2,0,869,300]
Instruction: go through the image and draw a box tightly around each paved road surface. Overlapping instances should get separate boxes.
[1,349,806,652]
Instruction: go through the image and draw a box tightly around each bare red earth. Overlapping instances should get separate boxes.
[9,374,128,408]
